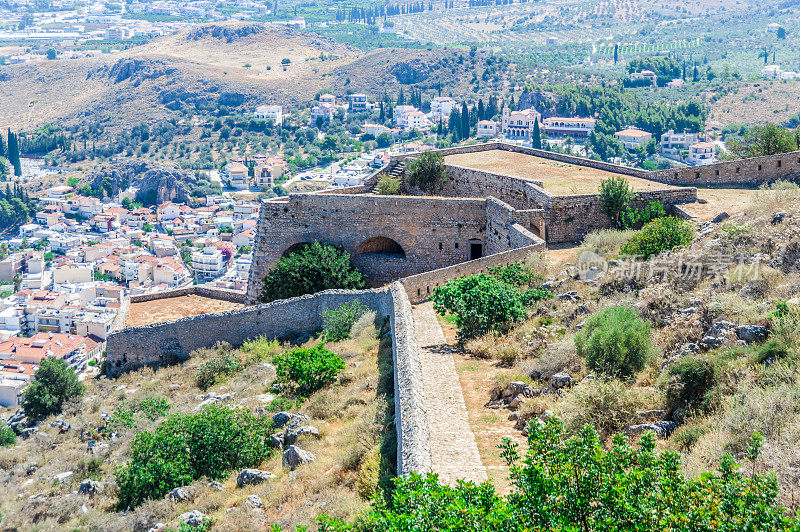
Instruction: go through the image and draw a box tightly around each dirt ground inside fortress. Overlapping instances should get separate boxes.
[444,150,678,195]
[126,294,243,327]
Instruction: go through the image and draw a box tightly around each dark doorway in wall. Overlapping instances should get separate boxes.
[469,241,483,261]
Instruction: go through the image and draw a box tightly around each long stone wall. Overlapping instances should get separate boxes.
[400,244,545,304]
[106,283,433,476]
[650,151,800,185]
[129,285,246,304]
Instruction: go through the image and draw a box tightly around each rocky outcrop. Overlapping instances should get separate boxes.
[282,445,315,470]
[236,468,276,488]
[106,58,178,85]
[88,161,195,203]
[188,23,266,43]
[78,479,102,496]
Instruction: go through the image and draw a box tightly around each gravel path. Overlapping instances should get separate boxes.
[412,302,488,485]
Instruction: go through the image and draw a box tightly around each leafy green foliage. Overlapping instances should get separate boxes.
[321,417,795,531]
[430,274,528,344]
[726,124,800,160]
[0,425,16,446]
[323,301,367,342]
[21,357,85,422]
[115,405,274,510]
[274,344,345,397]
[666,356,718,411]
[104,397,171,435]
[621,216,695,259]
[619,200,666,230]
[377,175,401,195]
[575,305,651,378]
[599,176,634,228]
[626,56,682,85]
[196,350,243,391]
[260,242,365,303]
[405,150,447,193]
[240,336,283,362]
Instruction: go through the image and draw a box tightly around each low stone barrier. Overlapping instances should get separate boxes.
[129,285,246,304]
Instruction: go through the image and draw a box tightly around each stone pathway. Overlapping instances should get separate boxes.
[412,302,488,485]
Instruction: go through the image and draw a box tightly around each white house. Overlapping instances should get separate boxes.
[688,142,717,165]
[348,93,370,112]
[404,111,431,131]
[430,96,456,118]
[191,247,226,283]
[311,102,336,122]
[393,105,419,127]
[630,70,657,86]
[254,105,283,125]
[542,117,596,138]
[762,65,782,79]
[614,128,653,150]
[363,123,390,137]
[226,162,249,190]
[501,107,541,139]
[476,120,498,138]
[319,94,336,106]
[660,129,701,157]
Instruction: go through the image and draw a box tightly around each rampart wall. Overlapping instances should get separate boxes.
[129,285,246,304]
[650,151,800,185]
[106,283,433,476]
[246,193,488,303]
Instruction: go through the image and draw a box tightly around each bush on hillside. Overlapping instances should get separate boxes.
[619,200,666,230]
[260,241,365,303]
[665,356,718,412]
[575,305,652,378]
[430,274,529,344]
[323,417,796,531]
[21,357,85,422]
[621,216,695,259]
[274,344,345,397]
[196,349,242,391]
[0,426,15,446]
[405,150,447,193]
[323,301,367,342]
[115,405,274,510]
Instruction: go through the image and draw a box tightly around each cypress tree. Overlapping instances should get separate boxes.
[7,130,21,177]
[613,43,618,64]
[478,99,485,121]
[531,119,542,150]
[460,102,470,139]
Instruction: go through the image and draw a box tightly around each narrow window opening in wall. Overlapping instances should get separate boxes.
[674,172,678,179]
[469,240,483,261]
[455,243,459,249]
[759,165,762,171]
[736,167,740,174]
[715,170,719,176]
[778,160,782,168]
[695,172,700,179]
[438,242,443,250]
[426,286,430,294]
[417,288,421,296]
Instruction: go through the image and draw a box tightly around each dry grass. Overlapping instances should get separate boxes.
[126,295,243,327]
[0,318,394,531]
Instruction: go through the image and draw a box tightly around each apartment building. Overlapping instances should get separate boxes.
[191,247,226,282]
[253,104,283,125]
[542,117,596,138]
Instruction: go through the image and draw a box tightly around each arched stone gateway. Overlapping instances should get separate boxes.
[356,236,407,258]
[281,242,312,257]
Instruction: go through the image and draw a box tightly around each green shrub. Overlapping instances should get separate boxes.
[430,273,528,344]
[196,351,242,391]
[260,241,365,303]
[575,305,652,378]
[665,356,717,411]
[753,340,790,365]
[115,405,274,510]
[377,176,401,195]
[135,397,171,420]
[599,176,634,227]
[621,216,695,259]
[323,301,367,342]
[240,336,283,361]
[0,425,16,446]
[619,200,666,230]
[324,417,796,531]
[405,150,447,193]
[21,357,85,422]
[274,344,345,397]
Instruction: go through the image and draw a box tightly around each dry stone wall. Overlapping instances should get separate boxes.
[129,286,246,304]
[650,151,800,185]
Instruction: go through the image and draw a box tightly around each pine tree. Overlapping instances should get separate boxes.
[531,119,542,150]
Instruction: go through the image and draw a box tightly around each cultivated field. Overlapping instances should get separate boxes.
[125,294,243,327]
[445,150,675,194]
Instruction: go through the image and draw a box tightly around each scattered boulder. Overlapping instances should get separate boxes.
[550,373,572,389]
[237,468,276,488]
[196,392,235,410]
[167,487,191,503]
[147,524,167,532]
[712,211,729,223]
[282,445,316,470]
[508,395,526,410]
[245,494,264,509]
[735,325,769,344]
[627,421,677,439]
[284,425,320,446]
[209,481,223,491]
[272,412,309,429]
[557,291,581,302]
[179,510,208,527]
[54,471,74,484]
[772,212,786,225]
[78,479,101,497]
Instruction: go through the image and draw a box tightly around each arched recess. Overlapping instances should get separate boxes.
[355,236,406,258]
[282,242,312,257]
